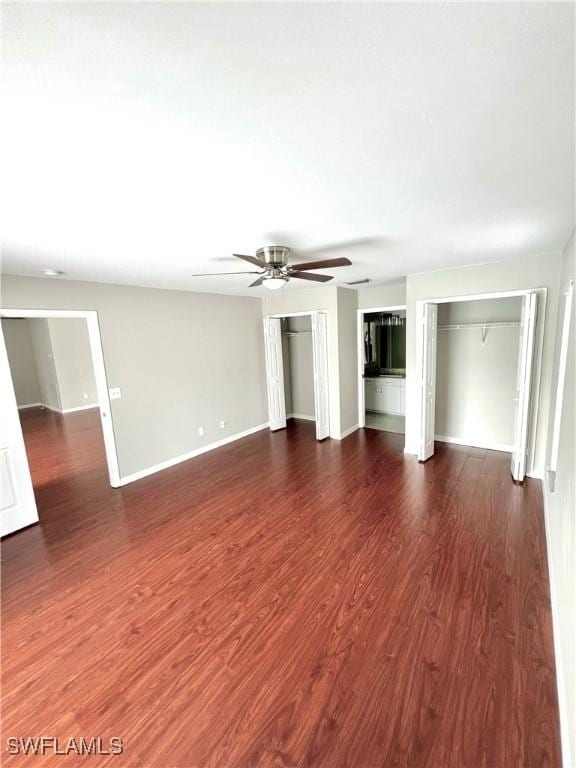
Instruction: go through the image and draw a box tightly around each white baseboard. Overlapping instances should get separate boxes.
[286,413,315,422]
[434,434,513,453]
[119,422,270,486]
[542,484,572,768]
[60,404,99,414]
[334,424,360,440]
[18,402,99,415]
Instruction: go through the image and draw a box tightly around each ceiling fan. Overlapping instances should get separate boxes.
[191,246,352,290]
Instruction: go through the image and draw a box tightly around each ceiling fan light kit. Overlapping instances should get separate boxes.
[191,245,352,289]
[263,276,288,290]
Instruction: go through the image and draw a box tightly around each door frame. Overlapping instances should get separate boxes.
[414,287,547,476]
[356,305,406,435]
[0,308,121,488]
[548,279,574,491]
[265,310,331,440]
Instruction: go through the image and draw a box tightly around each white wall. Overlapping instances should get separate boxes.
[544,230,575,768]
[1,319,41,406]
[48,318,97,410]
[435,298,521,450]
[1,275,269,478]
[404,253,563,476]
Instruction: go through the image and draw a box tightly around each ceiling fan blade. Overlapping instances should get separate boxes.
[291,272,333,282]
[191,271,261,276]
[249,277,265,287]
[291,257,352,272]
[233,253,268,268]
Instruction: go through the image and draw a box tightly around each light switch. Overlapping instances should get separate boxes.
[109,387,122,400]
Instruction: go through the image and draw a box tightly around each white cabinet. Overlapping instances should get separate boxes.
[364,378,377,411]
[364,377,406,415]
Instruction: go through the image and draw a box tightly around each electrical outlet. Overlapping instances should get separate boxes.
[198,426,205,437]
[109,387,122,400]
[220,420,226,429]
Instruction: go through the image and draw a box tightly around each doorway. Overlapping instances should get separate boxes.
[357,305,407,439]
[0,309,120,537]
[416,290,542,482]
[263,311,330,440]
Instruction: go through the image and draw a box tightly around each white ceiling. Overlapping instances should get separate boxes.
[2,2,574,295]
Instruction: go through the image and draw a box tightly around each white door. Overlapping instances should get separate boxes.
[311,312,330,440]
[0,329,38,537]
[511,293,538,482]
[418,303,438,461]
[263,318,287,431]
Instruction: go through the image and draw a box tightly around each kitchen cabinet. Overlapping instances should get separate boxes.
[364,377,406,415]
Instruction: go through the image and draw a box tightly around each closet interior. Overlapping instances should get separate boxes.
[281,316,315,423]
[435,296,522,452]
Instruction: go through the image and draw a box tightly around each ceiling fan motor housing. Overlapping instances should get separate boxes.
[256,246,291,268]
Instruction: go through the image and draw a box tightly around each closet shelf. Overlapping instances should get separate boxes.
[437,321,520,346]
[437,321,520,330]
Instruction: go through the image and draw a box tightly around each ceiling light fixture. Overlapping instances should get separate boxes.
[263,276,288,291]
[42,268,64,277]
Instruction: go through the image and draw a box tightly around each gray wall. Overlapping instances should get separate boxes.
[357,279,406,309]
[29,318,61,411]
[1,275,269,478]
[281,324,293,416]
[544,230,575,766]
[48,318,97,410]
[435,298,521,449]
[337,287,359,434]
[1,319,41,406]
[287,316,314,419]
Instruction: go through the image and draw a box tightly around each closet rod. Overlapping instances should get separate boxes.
[437,320,520,346]
[437,321,520,330]
[283,331,312,337]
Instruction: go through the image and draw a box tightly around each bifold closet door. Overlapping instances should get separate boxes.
[511,293,538,482]
[311,312,330,440]
[0,327,38,536]
[418,302,438,462]
[263,318,287,431]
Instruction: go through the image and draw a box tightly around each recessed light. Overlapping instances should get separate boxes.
[42,268,65,277]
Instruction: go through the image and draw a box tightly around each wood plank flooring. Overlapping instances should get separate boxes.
[1,409,561,767]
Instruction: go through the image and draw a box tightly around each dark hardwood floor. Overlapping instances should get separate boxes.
[1,409,560,767]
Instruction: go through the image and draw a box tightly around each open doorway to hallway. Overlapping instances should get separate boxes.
[0,310,120,536]
[2,316,106,523]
